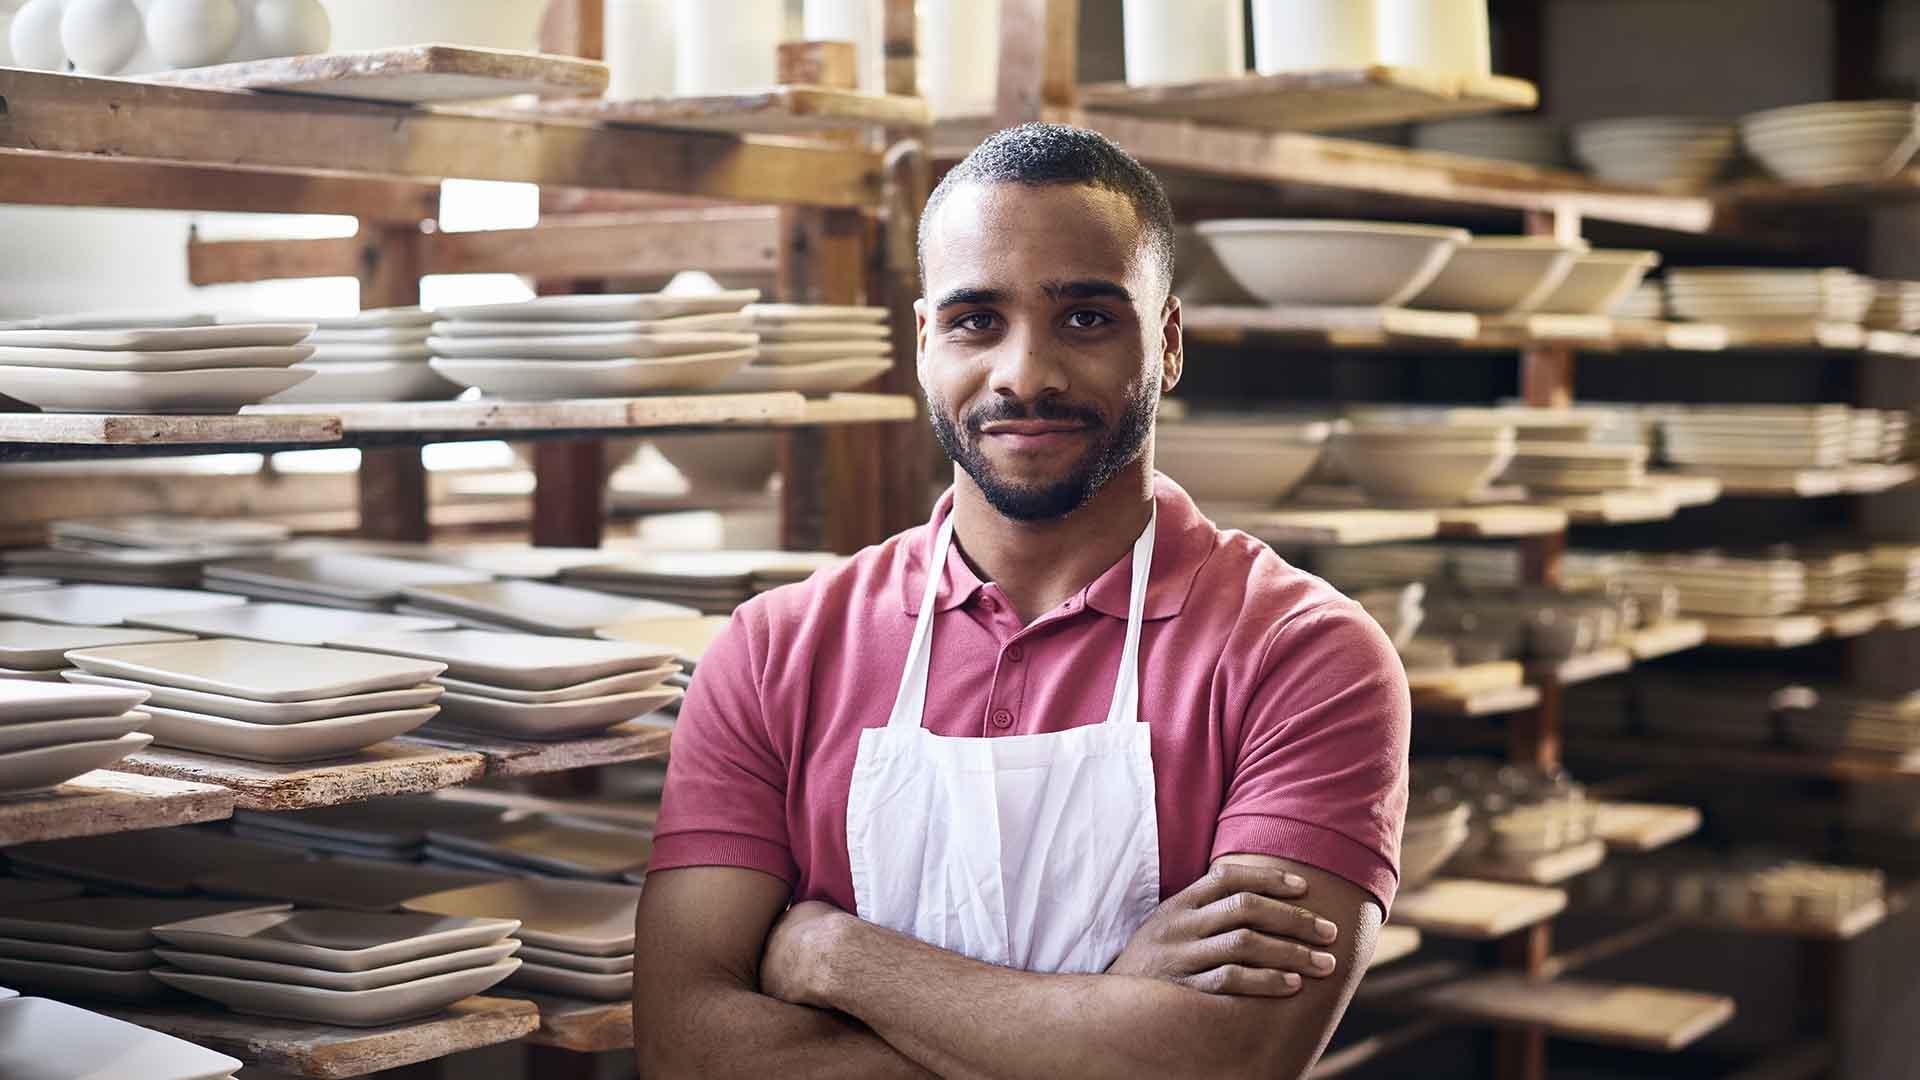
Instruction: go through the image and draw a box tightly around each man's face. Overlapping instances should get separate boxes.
[915,182,1181,522]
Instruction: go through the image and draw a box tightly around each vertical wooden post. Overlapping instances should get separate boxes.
[531,440,608,548]
[995,0,1080,127]
[871,140,938,534]
[539,0,605,59]
[354,223,429,543]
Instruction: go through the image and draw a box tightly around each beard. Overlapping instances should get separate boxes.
[929,380,1157,522]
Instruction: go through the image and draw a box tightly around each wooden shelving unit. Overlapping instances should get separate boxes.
[535,84,933,133]
[0,770,235,847]
[1409,974,1735,1053]
[1393,879,1570,941]
[110,743,490,813]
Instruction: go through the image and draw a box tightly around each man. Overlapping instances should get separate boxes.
[635,123,1410,1079]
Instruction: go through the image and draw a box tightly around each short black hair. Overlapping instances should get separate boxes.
[919,123,1176,291]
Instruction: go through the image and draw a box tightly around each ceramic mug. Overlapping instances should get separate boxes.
[1251,0,1378,75]
[1123,0,1245,86]
[1375,0,1492,77]
[674,0,784,95]
[605,0,676,99]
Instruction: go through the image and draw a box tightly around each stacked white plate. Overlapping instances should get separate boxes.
[126,602,458,648]
[428,291,760,400]
[51,515,289,555]
[1867,544,1920,600]
[0,622,190,683]
[1500,442,1648,493]
[1154,418,1331,506]
[0,896,290,1003]
[393,580,700,638]
[61,639,444,763]
[202,554,493,612]
[0,584,246,628]
[1741,100,1919,185]
[221,796,509,863]
[406,879,641,1002]
[1614,282,1667,321]
[1800,550,1870,609]
[1664,268,1874,324]
[1866,280,1920,330]
[1791,686,1920,755]
[0,681,152,795]
[194,856,508,914]
[423,815,650,881]
[151,909,521,1027]
[1,544,246,589]
[1659,406,1855,469]
[0,319,317,413]
[725,304,893,394]
[0,996,243,1080]
[1619,553,1808,618]
[1412,117,1567,167]
[560,550,844,615]
[261,307,462,405]
[333,630,682,740]
[5,828,310,895]
[1570,117,1738,190]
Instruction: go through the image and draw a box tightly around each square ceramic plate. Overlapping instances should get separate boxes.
[744,303,887,324]
[0,621,194,669]
[431,312,749,337]
[0,880,83,905]
[205,582,391,612]
[231,795,507,847]
[153,958,521,1027]
[0,669,64,683]
[390,606,546,634]
[753,340,893,366]
[398,582,698,638]
[0,995,243,1080]
[753,321,891,341]
[155,940,521,992]
[0,585,247,627]
[0,956,169,1001]
[517,942,634,974]
[0,344,314,372]
[53,516,290,550]
[0,712,147,754]
[426,331,759,360]
[193,856,504,914]
[328,630,679,691]
[151,909,521,972]
[65,639,447,703]
[0,898,293,950]
[136,703,437,763]
[19,311,216,331]
[721,358,891,394]
[426,818,650,879]
[438,290,759,323]
[0,934,157,971]
[436,664,678,704]
[205,555,493,605]
[305,325,430,345]
[303,343,434,363]
[422,846,529,875]
[594,615,732,666]
[306,307,437,330]
[264,361,462,405]
[64,671,441,725]
[404,879,641,957]
[564,550,839,587]
[429,349,754,400]
[125,603,456,647]
[434,685,681,739]
[508,959,632,1000]
[0,733,152,795]
[0,680,149,723]
[0,365,311,413]
[0,323,314,351]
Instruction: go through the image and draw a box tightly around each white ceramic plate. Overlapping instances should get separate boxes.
[0,584,247,627]
[66,638,447,703]
[0,680,149,724]
[439,291,760,323]
[0,344,315,373]
[516,942,635,974]
[0,995,243,1080]
[0,365,312,413]
[264,361,463,405]
[0,898,292,950]
[434,686,681,739]
[720,358,891,394]
[205,554,493,605]
[231,796,506,847]
[429,312,750,337]
[400,582,698,638]
[436,665,678,704]
[429,349,754,400]
[125,602,457,648]
[136,703,437,763]
[0,712,147,754]
[55,516,289,550]
[0,934,157,971]
[152,909,521,973]
[329,630,679,691]
[404,878,641,957]
[743,303,887,324]
[0,578,58,595]
[305,325,431,345]
[193,856,504,913]
[154,959,521,1027]
[65,671,441,725]
[0,324,314,351]
[22,311,216,331]
[0,669,63,683]
[753,321,891,341]
[205,582,392,613]
[753,340,892,366]
[426,818,650,879]
[427,331,759,360]
[304,343,435,363]
[156,940,521,992]
[0,733,149,794]
[508,959,632,1000]
[0,621,193,670]
[306,307,437,330]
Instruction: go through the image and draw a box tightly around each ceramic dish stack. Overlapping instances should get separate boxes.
[1867,280,1920,330]
[1408,236,1590,315]
[1570,117,1738,189]
[1658,406,1855,470]
[560,550,844,615]
[222,796,510,863]
[4,828,310,895]
[193,857,509,914]
[1,544,251,588]
[0,621,191,683]
[60,639,445,763]
[406,878,642,1002]
[1411,117,1567,167]
[1331,423,1517,505]
[1866,545,1920,600]
[1636,674,1802,746]
[1664,268,1874,326]
[422,815,651,881]
[1614,282,1668,320]
[1153,418,1332,508]
[0,897,290,1003]
[0,681,152,794]
[1741,100,1919,185]
[0,584,247,628]
[1500,442,1648,493]
[595,614,732,685]
[150,909,521,1027]
[1193,221,1471,308]
[428,291,761,400]
[1619,553,1809,618]
[1789,687,1920,756]
[0,317,317,413]
[126,602,459,648]
[200,553,493,613]
[392,579,700,637]
[332,630,682,740]
[260,306,462,405]
[0,996,243,1080]
[725,304,894,394]
[60,514,286,549]
[1534,250,1663,315]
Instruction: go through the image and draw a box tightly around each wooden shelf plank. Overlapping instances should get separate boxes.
[1716,168,1920,209]
[1591,802,1702,853]
[1183,305,1480,348]
[1449,839,1607,885]
[1394,879,1568,940]
[1639,473,1723,509]
[1566,738,1920,783]
[1477,313,1616,349]
[1607,319,1730,352]
[399,715,674,779]
[1435,504,1570,539]
[110,742,487,813]
[1700,614,1828,649]
[246,393,811,435]
[1626,619,1708,660]
[1214,506,1441,547]
[1076,67,1536,133]
[0,412,341,448]
[511,993,633,1053]
[1368,925,1422,971]
[98,996,539,1079]
[538,86,931,133]
[1414,685,1543,718]
[781,392,921,426]
[0,69,882,209]
[0,769,233,848]
[1702,897,1890,942]
[1528,647,1633,688]
[1533,487,1680,525]
[142,46,609,105]
[1412,974,1734,1052]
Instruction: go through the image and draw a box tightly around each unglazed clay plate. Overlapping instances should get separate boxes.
[0,898,293,950]
[508,959,632,1000]
[156,940,521,992]
[0,344,314,372]
[0,323,314,351]
[438,290,759,323]
[721,358,891,394]
[0,712,147,754]
[426,331,758,360]
[193,856,504,914]
[0,679,149,724]
[436,664,678,704]
[136,703,437,762]
[65,639,446,702]
[397,582,698,638]
[64,671,441,725]
[0,621,194,670]
[0,995,243,1080]
[0,957,168,1001]
[434,686,682,739]
[0,734,150,794]
[0,585,246,627]
[429,349,753,399]
[125,602,457,647]
[0,366,311,413]
[594,614,732,666]
[152,909,521,972]
[329,629,679,691]
[154,959,521,1027]
[404,878,641,957]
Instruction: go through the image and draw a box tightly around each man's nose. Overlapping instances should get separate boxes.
[987,324,1070,402]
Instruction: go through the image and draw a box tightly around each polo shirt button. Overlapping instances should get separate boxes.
[981,595,999,612]
[991,708,1014,729]
[1005,644,1025,663]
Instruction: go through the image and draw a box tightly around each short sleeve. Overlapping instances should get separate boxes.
[649,606,799,886]
[1211,600,1411,913]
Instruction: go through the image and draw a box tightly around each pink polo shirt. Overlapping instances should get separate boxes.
[652,474,1411,913]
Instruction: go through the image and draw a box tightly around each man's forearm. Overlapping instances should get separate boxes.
[638,974,936,1079]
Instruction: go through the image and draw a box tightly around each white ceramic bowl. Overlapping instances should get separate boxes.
[1535,250,1661,315]
[1154,422,1329,504]
[1334,427,1516,504]
[650,431,780,493]
[1408,237,1589,314]
[1572,118,1737,188]
[1193,221,1469,308]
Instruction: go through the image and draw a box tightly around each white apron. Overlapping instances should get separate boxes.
[845,510,1163,974]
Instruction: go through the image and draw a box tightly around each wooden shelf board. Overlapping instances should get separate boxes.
[1406,661,1525,696]
[110,742,487,813]
[142,45,609,105]
[1075,66,1536,133]
[1285,487,1566,537]
[0,769,233,848]
[1639,473,1723,509]
[1669,462,1912,499]
[1712,320,1869,351]
[1214,505,1441,547]
[1534,487,1680,524]
[1449,839,1607,885]
[246,392,809,435]
[1700,614,1828,649]
[781,392,921,426]
[1627,619,1708,660]
[537,85,931,133]
[99,996,539,1079]
[1713,897,1890,942]
[1413,684,1544,718]
[1715,168,1920,209]
[1528,647,1633,688]
[1607,319,1731,352]
[1591,802,1703,853]
[1369,925,1423,971]
[1393,878,1568,940]
[0,412,341,448]
[1565,738,1920,783]
[399,715,673,779]
[1411,974,1735,1052]
[1815,603,1887,639]
[1478,313,1616,348]
[1183,304,1480,347]
[509,993,634,1053]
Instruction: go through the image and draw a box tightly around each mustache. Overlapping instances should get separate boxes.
[963,396,1107,433]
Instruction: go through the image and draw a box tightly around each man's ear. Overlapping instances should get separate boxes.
[1160,295,1183,395]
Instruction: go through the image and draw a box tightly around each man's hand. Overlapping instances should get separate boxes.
[761,900,851,1009]
[1107,861,1342,997]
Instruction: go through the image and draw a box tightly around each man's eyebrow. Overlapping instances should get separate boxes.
[1042,279,1134,304]
[933,287,1008,310]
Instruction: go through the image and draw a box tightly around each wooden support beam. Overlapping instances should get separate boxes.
[187,232,364,285]
[883,0,919,97]
[996,0,1080,127]
[0,152,439,221]
[532,440,608,549]
[420,209,781,279]
[355,222,430,543]
[540,0,606,60]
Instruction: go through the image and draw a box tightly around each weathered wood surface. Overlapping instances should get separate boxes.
[1393,879,1569,941]
[0,769,234,847]
[110,742,487,812]
[1412,974,1735,1052]
[145,46,610,104]
[510,992,635,1053]
[539,86,931,133]
[400,716,674,779]
[0,412,341,447]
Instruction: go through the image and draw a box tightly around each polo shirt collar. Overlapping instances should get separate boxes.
[900,473,1212,622]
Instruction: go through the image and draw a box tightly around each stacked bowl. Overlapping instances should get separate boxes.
[725,304,894,394]
[1332,423,1517,505]
[1571,117,1739,190]
[1153,418,1331,507]
[0,681,152,795]
[1193,221,1470,308]
[0,318,316,413]
[1741,100,1919,185]
[1534,250,1662,315]
[262,306,460,405]
[407,879,643,1002]
[428,291,761,400]
[1665,268,1874,325]
[1409,236,1590,314]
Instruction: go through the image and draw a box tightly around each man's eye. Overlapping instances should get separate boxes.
[954,313,995,332]
[1067,310,1112,329]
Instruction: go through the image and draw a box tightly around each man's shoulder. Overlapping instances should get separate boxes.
[1191,519,1364,638]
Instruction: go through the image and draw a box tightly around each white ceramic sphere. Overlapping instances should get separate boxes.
[144,0,239,67]
[59,0,142,73]
[9,0,68,70]
[241,0,326,58]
